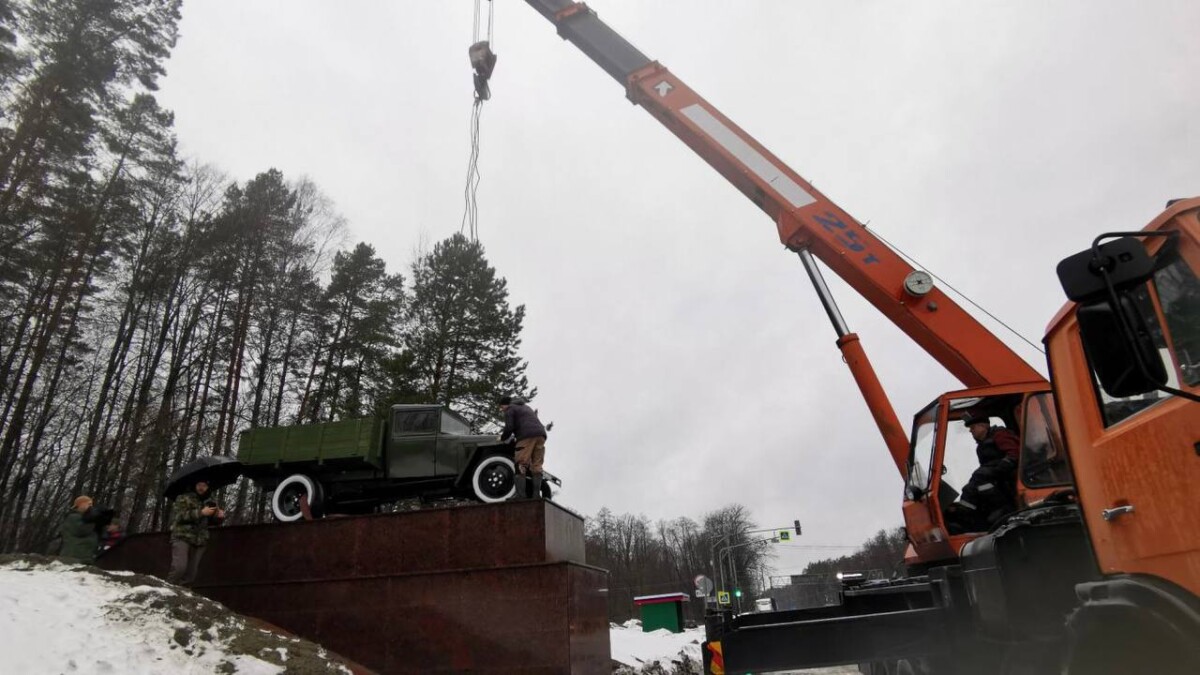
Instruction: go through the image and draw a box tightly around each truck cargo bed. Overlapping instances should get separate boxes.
[237,417,383,469]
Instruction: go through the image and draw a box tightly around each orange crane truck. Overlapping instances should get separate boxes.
[520,2,1200,673]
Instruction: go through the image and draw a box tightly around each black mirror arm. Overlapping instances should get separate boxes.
[1090,231,1200,403]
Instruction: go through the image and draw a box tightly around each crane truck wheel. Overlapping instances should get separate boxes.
[271,474,324,522]
[471,455,516,503]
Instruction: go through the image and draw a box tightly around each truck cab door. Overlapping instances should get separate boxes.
[1056,231,1200,589]
[903,400,956,563]
[433,410,473,477]
[386,407,438,478]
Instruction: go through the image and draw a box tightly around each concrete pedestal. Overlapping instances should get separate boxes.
[99,500,609,674]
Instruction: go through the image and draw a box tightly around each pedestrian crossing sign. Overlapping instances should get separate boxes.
[777,530,791,542]
[717,590,731,606]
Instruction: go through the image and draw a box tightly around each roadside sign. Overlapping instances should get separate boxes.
[693,574,715,596]
[717,590,731,606]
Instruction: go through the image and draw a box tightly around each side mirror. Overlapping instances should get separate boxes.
[1076,295,1168,397]
[1057,237,1155,303]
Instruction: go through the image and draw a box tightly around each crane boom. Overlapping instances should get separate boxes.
[525,0,1045,389]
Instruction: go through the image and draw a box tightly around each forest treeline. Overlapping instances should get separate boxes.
[802,527,908,576]
[585,503,776,622]
[585,504,910,621]
[0,0,532,552]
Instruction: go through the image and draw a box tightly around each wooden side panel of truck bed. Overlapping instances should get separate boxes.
[237,417,383,468]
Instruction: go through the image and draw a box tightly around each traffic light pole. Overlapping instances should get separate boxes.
[711,522,802,609]
[719,535,783,611]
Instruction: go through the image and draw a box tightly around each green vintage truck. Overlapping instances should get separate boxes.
[237,404,559,521]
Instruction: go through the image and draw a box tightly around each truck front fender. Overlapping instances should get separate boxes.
[455,444,564,491]
[456,443,514,489]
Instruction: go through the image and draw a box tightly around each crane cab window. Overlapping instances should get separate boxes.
[940,397,1022,534]
[906,403,938,500]
[1020,393,1072,487]
[941,415,987,494]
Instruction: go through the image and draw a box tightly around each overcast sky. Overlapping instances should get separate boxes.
[156,1,1198,575]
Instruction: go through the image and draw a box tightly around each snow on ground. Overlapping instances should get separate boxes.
[0,556,350,675]
[610,619,860,675]
[610,619,705,671]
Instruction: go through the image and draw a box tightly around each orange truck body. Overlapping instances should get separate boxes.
[1045,198,1200,598]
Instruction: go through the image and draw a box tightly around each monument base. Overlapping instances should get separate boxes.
[100,500,609,674]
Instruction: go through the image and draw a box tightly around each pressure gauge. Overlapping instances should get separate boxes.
[903,270,934,297]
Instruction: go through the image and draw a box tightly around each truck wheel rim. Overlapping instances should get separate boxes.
[473,456,515,502]
[272,474,317,521]
[278,484,304,517]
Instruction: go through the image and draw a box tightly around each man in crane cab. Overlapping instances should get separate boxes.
[944,413,1020,534]
[499,395,547,499]
[965,412,1020,462]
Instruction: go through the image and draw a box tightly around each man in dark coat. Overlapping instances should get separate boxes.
[966,414,1020,462]
[945,413,1020,534]
[499,395,547,499]
[167,480,225,586]
[59,496,108,563]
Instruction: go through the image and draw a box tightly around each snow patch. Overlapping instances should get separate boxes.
[608,620,872,675]
[0,559,350,674]
[610,621,703,673]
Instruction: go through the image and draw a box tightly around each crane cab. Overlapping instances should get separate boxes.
[900,382,1071,568]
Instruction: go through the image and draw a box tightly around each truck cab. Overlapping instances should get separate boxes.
[383,405,493,480]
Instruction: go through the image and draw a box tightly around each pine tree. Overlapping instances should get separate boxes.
[398,233,532,427]
[301,242,404,421]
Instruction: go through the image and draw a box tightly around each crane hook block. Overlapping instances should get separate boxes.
[469,40,497,101]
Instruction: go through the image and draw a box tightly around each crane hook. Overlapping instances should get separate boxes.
[469,41,497,101]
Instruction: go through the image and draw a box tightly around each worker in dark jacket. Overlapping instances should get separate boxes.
[167,480,225,586]
[966,413,1020,462]
[59,496,109,563]
[499,395,547,499]
[945,413,1019,534]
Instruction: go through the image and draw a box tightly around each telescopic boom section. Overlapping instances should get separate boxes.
[527,1,1045,389]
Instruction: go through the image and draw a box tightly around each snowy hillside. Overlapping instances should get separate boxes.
[0,556,352,675]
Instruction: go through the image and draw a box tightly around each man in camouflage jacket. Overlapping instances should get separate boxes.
[167,480,224,586]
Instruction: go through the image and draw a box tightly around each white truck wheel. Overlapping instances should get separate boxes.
[471,455,516,503]
[271,474,322,522]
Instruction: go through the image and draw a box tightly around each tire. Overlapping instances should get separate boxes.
[471,455,516,503]
[1067,619,1200,675]
[271,474,323,522]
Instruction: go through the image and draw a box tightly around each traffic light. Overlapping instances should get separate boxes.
[734,588,743,598]
[794,519,802,535]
